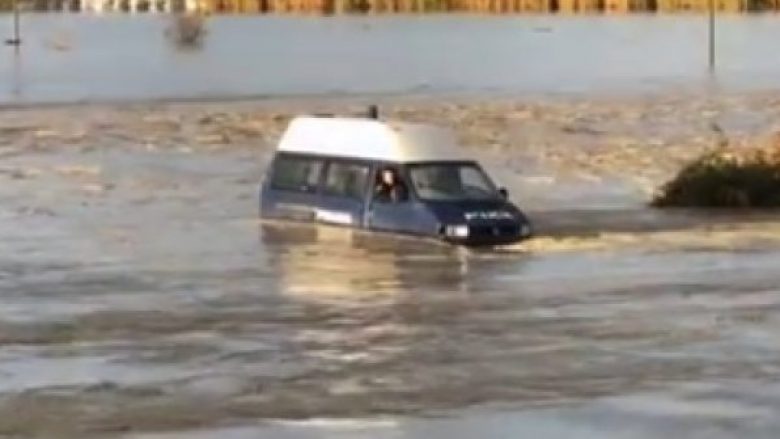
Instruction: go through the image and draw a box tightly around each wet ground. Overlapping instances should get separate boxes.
[2,97,780,437]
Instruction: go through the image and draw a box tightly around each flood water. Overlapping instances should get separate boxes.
[3,14,780,103]
[4,16,780,436]
[3,131,780,437]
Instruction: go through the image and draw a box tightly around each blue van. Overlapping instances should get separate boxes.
[260,115,532,246]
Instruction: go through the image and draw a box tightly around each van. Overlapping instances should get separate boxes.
[259,114,532,246]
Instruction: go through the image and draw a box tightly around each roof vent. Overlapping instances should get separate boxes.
[367,105,379,120]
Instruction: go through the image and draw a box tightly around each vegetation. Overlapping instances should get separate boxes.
[167,13,207,48]
[1,0,779,11]
[653,144,780,208]
[750,0,780,9]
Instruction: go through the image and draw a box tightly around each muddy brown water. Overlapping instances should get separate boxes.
[2,138,780,438]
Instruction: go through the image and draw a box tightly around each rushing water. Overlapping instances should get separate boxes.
[2,136,780,437]
[4,19,780,436]
[3,14,780,104]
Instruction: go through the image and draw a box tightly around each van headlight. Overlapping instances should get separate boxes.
[444,224,469,238]
[520,224,532,237]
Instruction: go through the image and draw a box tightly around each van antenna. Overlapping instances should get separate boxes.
[367,105,379,120]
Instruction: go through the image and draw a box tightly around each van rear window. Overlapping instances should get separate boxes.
[271,156,323,193]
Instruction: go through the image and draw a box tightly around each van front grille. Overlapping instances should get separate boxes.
[469,224,519,238]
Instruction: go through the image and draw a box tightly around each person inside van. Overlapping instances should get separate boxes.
[373,167,408,203]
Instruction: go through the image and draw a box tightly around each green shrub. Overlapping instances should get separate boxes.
[652,150,780,208]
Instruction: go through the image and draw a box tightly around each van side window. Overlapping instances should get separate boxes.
[271,156,323,193]
[372,166,409,203]
[324,162,369,200]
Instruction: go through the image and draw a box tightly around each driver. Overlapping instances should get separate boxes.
[374,167,408,203]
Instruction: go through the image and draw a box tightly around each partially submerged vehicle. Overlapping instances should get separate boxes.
[260,113,532,246]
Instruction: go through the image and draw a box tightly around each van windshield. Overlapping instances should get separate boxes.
[408,163,500,201]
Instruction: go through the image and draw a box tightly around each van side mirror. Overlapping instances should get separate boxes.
[499,187,509,199]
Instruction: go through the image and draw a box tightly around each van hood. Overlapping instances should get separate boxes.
[426,199,526,224]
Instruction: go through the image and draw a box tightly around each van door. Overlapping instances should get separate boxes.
[367,165,432,235]
[315,160,371,228]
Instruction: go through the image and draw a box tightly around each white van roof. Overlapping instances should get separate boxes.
[276,116,469,163]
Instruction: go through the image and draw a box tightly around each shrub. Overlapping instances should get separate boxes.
[168,13,207,49]
[652,148,780,208]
